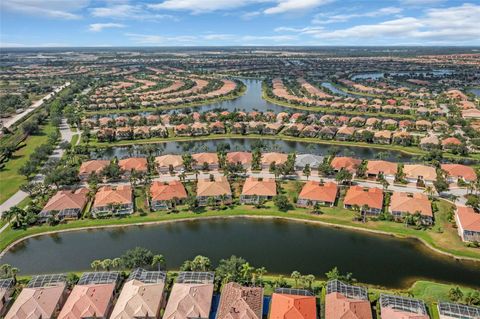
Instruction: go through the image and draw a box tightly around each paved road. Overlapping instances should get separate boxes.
[0,119,74,215]
[0,82,70,129]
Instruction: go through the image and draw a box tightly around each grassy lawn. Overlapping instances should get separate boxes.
[1,198,479,261]
[70,134,79,146]
[409,280,478,303]
[0,122,55,204]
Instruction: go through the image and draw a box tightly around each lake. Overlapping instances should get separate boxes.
[91,138,417,162]
[1,218,479,288]
[351,70,454,80]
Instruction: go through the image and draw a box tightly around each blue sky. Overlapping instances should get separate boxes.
[1,0,479,47]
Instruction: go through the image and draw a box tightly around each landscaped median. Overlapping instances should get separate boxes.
[1,199,480,261]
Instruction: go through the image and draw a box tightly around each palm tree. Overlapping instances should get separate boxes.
[304,274,315,290]
[111,258,122,270]
[90,260,102,271]
[240,262,253,283]
[152,255,166,271]
[424,185,435,198]
[101,259,112,271]
[255,267,267,286]
[303,164,311,180]
[291,271,301,288]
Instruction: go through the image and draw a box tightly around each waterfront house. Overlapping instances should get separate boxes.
[150,180,188,210]
[325,280,372,319]
[295,154,324,170]
[264,122,283,135]
[269,288,317,319]
[192,152,219,170]
[335,126,355,141]
[366,160,398,180]
[163,272,214,319]
[403,165,437,185]
[380,294,429,319]
[441,137,463,151]
[455,206,480,243]
[0,278,15,317]
[118,157,148,178]
[155,154,184,173]
[261,152,288,169]
[420,135,440,150]
[438,302,480,319]
[240,177,277,204]
[58,272,119,319]
[344,186,383,215]
[297,181,338,207]
[191,122,209,136]
[330,157,362,175]
[6,274,68,319]
[39,188,89,222]
[441,164,477,184]
[197,176,232,206]
[175,123,191,136]
[226,152,252,167]
[389,192,433,224]
[216,282,263,319]
[79,159,109,180]
[116,126,133,140]
[92,185,133,217]
[110,269,166,319]
[373,130,392,144]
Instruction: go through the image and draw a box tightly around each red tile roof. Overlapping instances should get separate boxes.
[79,160,110,175]
[227,152,253,165]
[366,160,398,176]
[217,282,263,319]
[241,178,277,197]
[325,292,372,319]
[269,293,317,319]
[118,157,148,172]
[150,181,188,201]
[93,185,132,207]
[43,188,89,212]
[331,157,361,173]
[390,192,432,217]
[298,181,338,203]
[456,206,480,232]
[441,164,477,182]
[344,186,383,210]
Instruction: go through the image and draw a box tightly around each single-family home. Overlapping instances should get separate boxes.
[261,152,288,169]
[403,165,437,185]
[216,282,263,319]
[192,152,219,170]
[455,206,480,243]
[441,164,477,184]
[379,294,429,319]
[269,288,317,319]
[155,154,184,173]
[297,181,338,207]
[79,159,110,180]
[330,157,362,175]
[240,177,277,204]
[226,152,252,167]
[438,302,479,319]
[344,186,384,215]
[0,279,15,317]
[92,185,133,217]
[197,176,232,206]
[325,280,372,319]
[295,154,324,170]
[150,180,188,210]
[389,192,433,224]
[118,157,148,177]
[39,188,89,222]
[366,160,398,180]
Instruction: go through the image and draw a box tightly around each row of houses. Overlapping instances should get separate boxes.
[2,274,478,319]
[85,111,451,132]
[79,154,478,186]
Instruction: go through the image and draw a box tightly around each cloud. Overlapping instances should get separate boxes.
[1,0,88,19]
[278,3,480,45]
[312,6,403,24]
[148,0,264,14]
[89,23,125,32]
[90,4,175,21]
[264,0,333,14]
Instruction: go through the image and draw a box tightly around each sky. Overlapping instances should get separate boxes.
[1,0,479,47]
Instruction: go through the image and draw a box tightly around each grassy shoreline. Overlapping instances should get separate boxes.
[2,201,480,262]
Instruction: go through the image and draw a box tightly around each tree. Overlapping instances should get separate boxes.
[240,262,254,283]
[255,267,267,286]
[90,260,102,271]
[215,255,247,286]
[335,169,352,185]
[325,267,356,283]
[101,259,112,271]
[304,274,316,290]
[274,195,291,212]
[291,271,302,288]
[66,273,79,287]
[152,254,166,271]
[120,247,154,269]
[448,287,464,302]
[464,291,480,306]
[111,258,122,270]
[303,164,311,180]
[191,255,211,271]
[2,206,26,229]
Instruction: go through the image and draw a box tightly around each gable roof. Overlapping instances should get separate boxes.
[6,284,66,319]
[110,279,165,319]
[441,164,477,182]
[366,160,398,176]
[298,181,338,203]
[42,188,89,212]
[390,192,432,217]
[403,165,437,181]
[118,157,148,172]
[456,206,480,232]
[150,181,188,201]
[58,283,116,319]
[93,185,132,207]
[269,293,317,319]
[155,155,183,168]
[79,160,110,175]
[216,282,263,319]
[344,186,383,209]
[295,154,324,168]
[241,178,277,197]
[163,283,214,319]
[197,176,232,197]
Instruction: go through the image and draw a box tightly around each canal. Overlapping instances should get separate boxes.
[1,218,479,288]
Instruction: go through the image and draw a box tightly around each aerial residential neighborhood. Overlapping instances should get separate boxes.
[1,0,480,317]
